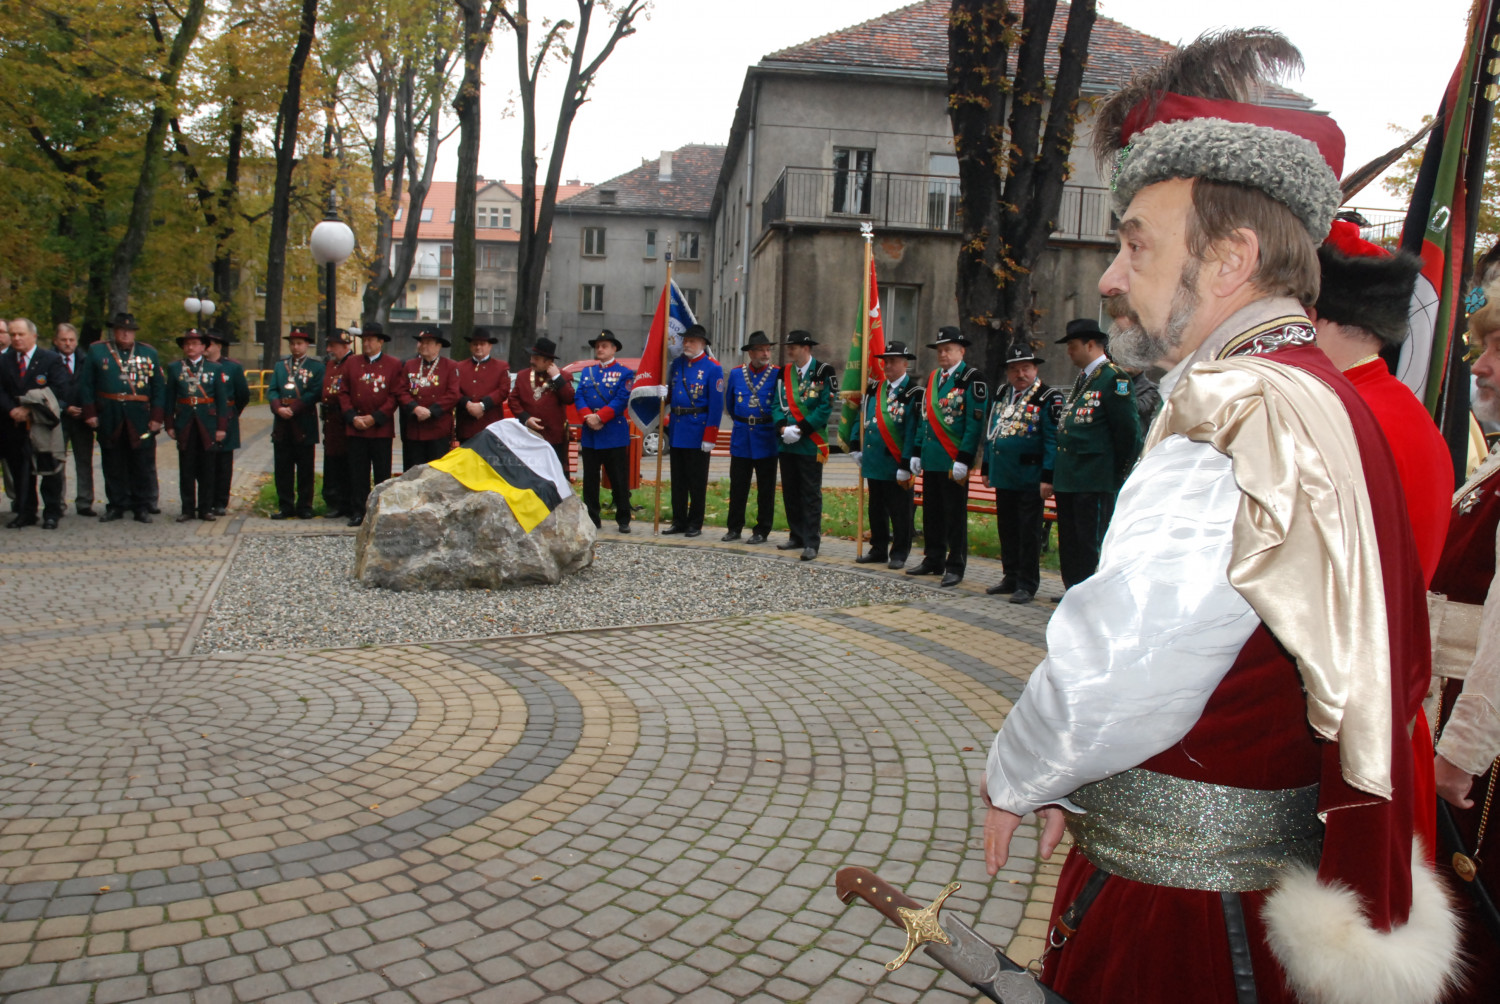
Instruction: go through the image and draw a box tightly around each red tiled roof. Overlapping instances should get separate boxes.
[398,180,594,242]
[558,145,726,217]
[764,0,1312,107]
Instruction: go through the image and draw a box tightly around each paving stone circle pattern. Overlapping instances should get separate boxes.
[0,415,1067,1003]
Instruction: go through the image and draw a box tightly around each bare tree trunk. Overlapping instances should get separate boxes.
[453,0,503,346]
[106,0,208,314]
[262,0,321,368]
[949,0,1096,386]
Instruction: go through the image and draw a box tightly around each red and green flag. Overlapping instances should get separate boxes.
[837,256,886,449]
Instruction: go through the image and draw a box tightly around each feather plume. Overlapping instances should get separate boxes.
[1093,28,1304,164]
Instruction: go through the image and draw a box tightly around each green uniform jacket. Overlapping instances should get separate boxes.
[77,340,166,448]
[773,358,837,458]
[984,381,1064,490]
[1052,359,1141,494]
[848,375,921,481]
[166,358,229,442]
[215,358,251,451]
[911,361,986,472]
[268,355,325,445]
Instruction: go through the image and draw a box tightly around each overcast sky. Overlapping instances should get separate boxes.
[447,0,1475,209]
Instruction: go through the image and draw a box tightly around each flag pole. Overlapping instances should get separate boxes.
[653,242,674,533]
[856,223,873,559]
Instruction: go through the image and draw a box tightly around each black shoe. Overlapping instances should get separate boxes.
[721,530,743,542]
[175,514,195,523]
[297,510,315,520]
[854,552,888,564]
[6,515,36,529]
[134,511,153,524]
[617,525,631,534]
[346,515,364,527]
[41,518,58,530]
[76,507,97,518]
[684,527,702,538]
[1009,589,1034,605]
[800,547,817,562]
[100,509,124,523]
[939,572,963,588]
[210,507,227,517]
[887,556,907,570]
[147,505,161,514]
[746,532,767,545]
[905,563,942,576]
[324,509,349,519]
[270,511,294,521]
[200,512,217,522]
[661,524,687,535]
[987,576,1018,596]
[776,540,802,551]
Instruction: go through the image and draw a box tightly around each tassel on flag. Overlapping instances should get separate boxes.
[627,279,698,433]
[837,254,886,450]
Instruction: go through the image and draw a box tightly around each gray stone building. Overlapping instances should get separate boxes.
[549,145,725,362]
[708,0,1315,388]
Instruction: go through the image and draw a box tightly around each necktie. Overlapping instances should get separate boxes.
[67,354,74,374]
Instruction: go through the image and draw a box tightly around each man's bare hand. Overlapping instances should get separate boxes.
[981,784,1067,875]
[86,417,98,428]
[275,406,293,420]
[148,420,163,434]
[66,405,82,418]
[546,363,561,380]
[585,414,603,430]
[414,405,431,421]
[215,430,226,442]
[1436,754,1477,809]
[166,428,176,440]
[1040,482,1054,500]
[525,416,544,433]
[466,401,485,418]
[353,415,374,431]
[9,407,27,423]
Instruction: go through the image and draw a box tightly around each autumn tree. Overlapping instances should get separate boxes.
[1384,115,1500,242]
[948,0,1097,383]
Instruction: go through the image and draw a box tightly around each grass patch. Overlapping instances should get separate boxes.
[253,474,328,517]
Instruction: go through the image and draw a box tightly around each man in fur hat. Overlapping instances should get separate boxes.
[981,29,1457,1004]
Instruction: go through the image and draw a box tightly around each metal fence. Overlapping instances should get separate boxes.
[760,166,1116,242]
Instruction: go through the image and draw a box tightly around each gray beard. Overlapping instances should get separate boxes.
[1475,381,1500,424]
[1108,261,1201,371]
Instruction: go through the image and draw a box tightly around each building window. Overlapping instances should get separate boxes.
[420,207,434,223]
[880,285,919,347]
[439,244,453,277]
[495,289,508,314]
[927,153,960,230]
[449,209,456,223]
[502,208,512,229]
[394,207,403,221]
[681,287,701,313]
[644,229,657,258]
[480,245,504,270]
[643,285,656,314]
[478,206,499,228]
[677,231,700,261]
[543,290,550,318]
[438,286,452,321]
[833,147,874,215]
[475,289,490,313]
[582,227,606,257]
[581,284,604,313]
[599,189,617,205]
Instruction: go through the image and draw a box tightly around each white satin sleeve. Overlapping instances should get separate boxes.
[986,434,1261,815]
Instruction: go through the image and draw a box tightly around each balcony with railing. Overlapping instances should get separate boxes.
[760,166,1117,243]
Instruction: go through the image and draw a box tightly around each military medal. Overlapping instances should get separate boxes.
[1459,486,1485,515]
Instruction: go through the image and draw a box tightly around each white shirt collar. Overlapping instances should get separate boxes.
[366,351,382,362]
[942,361,962,379]
[1081,354,1107,379]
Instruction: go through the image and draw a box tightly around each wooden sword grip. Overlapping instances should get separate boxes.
[835,866,922,928]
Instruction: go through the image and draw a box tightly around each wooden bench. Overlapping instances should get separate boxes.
[910,476,1058,522]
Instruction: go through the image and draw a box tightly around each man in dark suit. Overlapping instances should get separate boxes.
[1,317,74,528]
[52,323,96,516]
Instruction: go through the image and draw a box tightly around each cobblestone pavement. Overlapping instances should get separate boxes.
[0,413,1066,1003]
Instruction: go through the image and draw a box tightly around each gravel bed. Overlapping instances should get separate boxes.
[195,535,930,652]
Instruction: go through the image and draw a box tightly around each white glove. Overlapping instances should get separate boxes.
[700,441,714,453]
[652,385,669,398]
[952,461,969,481]
[849,451,862,464]
[909,457,922,476]
[896,469,911,483]
[781,426,802,445]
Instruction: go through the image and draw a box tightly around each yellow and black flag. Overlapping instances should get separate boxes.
[428,418,572,532]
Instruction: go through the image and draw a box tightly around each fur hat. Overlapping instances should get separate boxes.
[1466,242,1500,346]
[1315,221,1421,347]
[1095,29,1345,241]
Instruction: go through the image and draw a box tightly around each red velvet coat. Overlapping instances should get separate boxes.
[1043,343,1429,1004]
[455,355,511,441]
[506,367,574,446]
[397,355,462,442]
[338,352,404,440]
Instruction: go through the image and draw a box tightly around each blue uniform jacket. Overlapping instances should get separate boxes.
[576,360,634,450]
[665,352,724,450]
[724,363,780,460]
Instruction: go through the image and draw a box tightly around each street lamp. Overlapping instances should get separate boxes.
[183,284,216,330]
[310,206,356,351]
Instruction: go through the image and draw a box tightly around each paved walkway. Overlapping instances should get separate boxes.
[0,415,1067,1003]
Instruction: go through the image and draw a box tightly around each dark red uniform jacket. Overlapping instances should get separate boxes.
[321,353,351,456]
[397,356,462,442]
[455,355,511,441]
[338,352,404,440]
[506,368,574,446]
